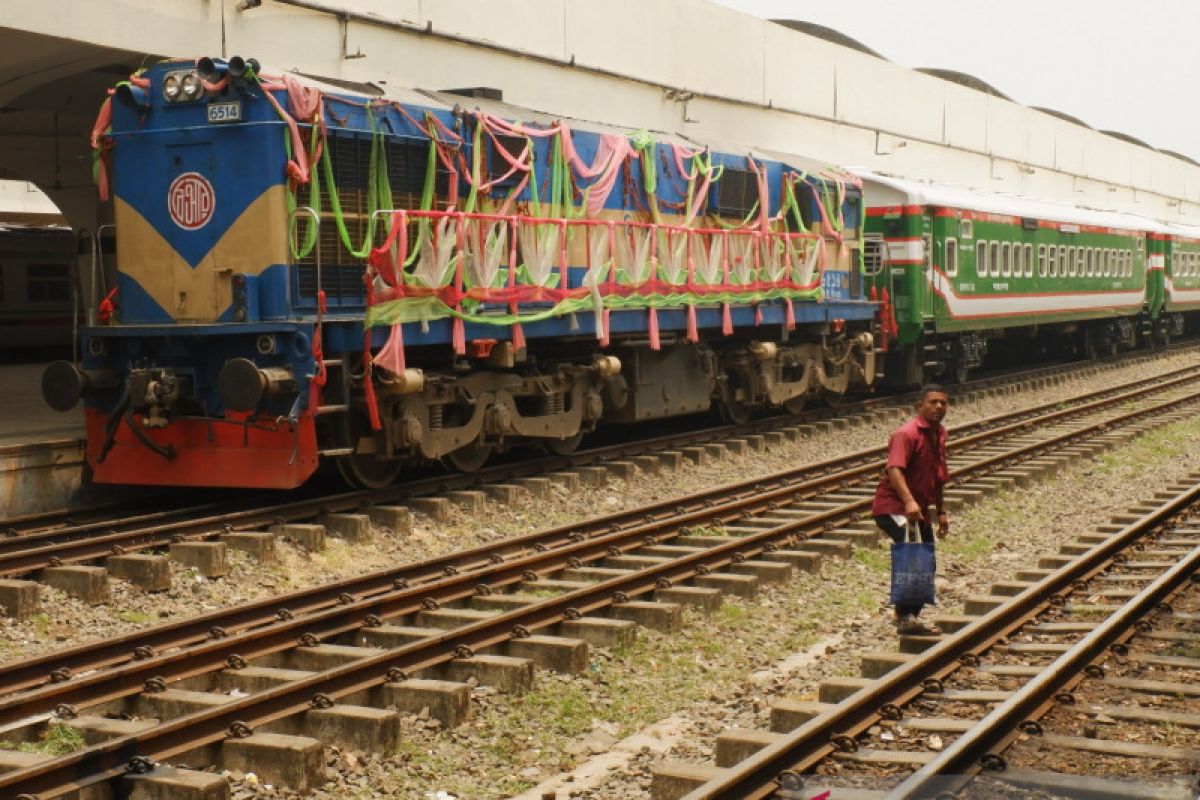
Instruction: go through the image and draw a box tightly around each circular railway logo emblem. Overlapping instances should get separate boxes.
[167,172,215,230]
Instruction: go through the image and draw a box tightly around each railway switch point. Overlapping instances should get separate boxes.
[405,496,452,521]
[219,531,276,562]
[654,585,723,613]
[167,542,228,578]
[714,728,786,768]
[41,565,110,604]
[219,732,326,792]
[366,505,413,533]
[270,523,326,552]
[123,765,230,800]
[482,484,526,504]
[694,572,759,598]
[320,513,372,543]
[649,761,729,800]
[444,490,486,513]
[609,600,684,633]
[378,679,471,728]
[0,578,40,619]
[502,634,589,674]
[556,616,637,648]
[435,654,535,694]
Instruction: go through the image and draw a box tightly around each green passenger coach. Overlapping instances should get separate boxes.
[858,173,1179,386]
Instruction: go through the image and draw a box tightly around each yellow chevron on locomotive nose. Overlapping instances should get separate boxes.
[114,185,290,323]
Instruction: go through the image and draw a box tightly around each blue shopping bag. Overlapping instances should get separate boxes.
[889,523,936,607]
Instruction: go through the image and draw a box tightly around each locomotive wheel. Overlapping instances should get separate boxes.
[717,396,753,424]
[821,389,846,409]
[783,396,806,415]
[1082,328,1099,361]
[543,432,584,456]
[335,413,404,489]
[447,439,493,472]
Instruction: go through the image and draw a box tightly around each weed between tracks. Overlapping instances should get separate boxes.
[0,724,86,756]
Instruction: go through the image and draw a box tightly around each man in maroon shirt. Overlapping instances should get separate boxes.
[873,385,951,635]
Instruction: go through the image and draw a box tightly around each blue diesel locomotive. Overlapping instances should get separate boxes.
[41,57,877,489]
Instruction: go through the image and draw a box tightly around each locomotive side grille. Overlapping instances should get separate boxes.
[296,134,449,305]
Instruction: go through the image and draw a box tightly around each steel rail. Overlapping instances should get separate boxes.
[5,346,1181,539]
[2,390,1199,797]
[3,364,1197,579]
[886,541,1200,799]
[682,472,1200,799]
[0,370,1194,704]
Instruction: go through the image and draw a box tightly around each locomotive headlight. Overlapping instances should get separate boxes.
[181,72,202,100]
[163,74,181,101]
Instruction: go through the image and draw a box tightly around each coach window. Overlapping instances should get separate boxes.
[1103,249,1111,277]
[1037,245,1048,277]
[994,242,1006,277]
[989,241,1000,277]
[944,238,958,277]
[1088,248,1097,277]
[1075,247,1085,277]
[976,241,987,276]
[1124,250,1132,277]
[26,264,70,303]
[1023,243,1034,277]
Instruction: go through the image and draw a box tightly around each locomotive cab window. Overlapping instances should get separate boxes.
[944,238,958,277]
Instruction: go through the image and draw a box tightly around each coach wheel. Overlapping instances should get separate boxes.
[335,412,404,489]
[824,388,851,408]
[1082,328,1099,361]
[951,356,970,385]
[543,432,583,456]
[783,396,806,415]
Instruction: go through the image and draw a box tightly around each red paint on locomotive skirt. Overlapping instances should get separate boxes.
[85,408,319,489]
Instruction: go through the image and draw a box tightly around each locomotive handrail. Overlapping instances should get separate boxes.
[92,224,117,329]
[289,205,322,314]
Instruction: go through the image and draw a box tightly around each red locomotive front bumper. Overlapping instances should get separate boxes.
[85,408,319,489]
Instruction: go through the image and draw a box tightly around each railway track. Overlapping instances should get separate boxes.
[0,352,1197,796]
[0,350,1193,597]
[5,346,1188,543]
[674,476,1200,800]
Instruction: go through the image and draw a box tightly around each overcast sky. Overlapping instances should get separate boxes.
[711,0,1200,163]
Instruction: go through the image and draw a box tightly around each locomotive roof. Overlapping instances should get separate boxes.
[854,171,1170,235]
[271,66,851,184]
